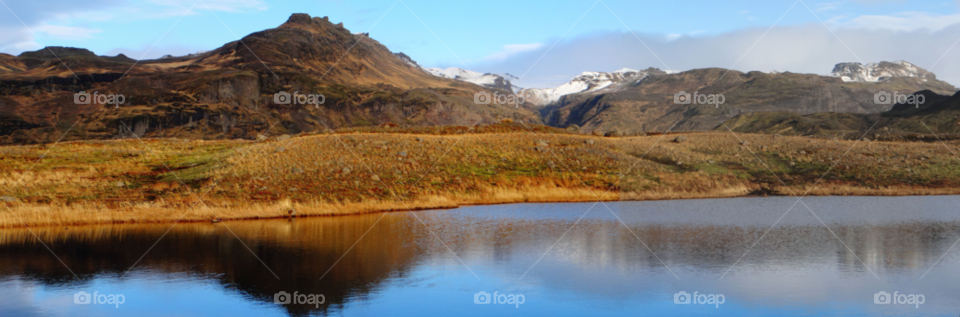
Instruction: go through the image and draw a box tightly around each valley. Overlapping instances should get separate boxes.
[3,13,960,229]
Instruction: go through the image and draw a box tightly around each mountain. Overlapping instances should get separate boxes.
[537,62,956,134]
[0,53,26,74]
[423,67,518,92]
[521,68,665,106]
[0,14,541,144]
[393,52,422,69]
[829,60,935,83]
[391,54,519,92]
[3,17,957,145]
[722,89,960,139]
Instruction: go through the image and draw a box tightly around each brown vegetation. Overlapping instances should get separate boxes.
[3,124,960,228]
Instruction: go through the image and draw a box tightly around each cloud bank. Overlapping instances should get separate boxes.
[475,22,960,89]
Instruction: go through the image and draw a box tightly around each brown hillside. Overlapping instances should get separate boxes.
[0,14,541,144]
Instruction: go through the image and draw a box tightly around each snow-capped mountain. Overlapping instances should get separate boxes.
[830,60,935,83]
[520,68,665,106]
[424,67,518,92]
[393,52,519,91]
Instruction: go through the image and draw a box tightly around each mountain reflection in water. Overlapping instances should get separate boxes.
[0,196,958,316]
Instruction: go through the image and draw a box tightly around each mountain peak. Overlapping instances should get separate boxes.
[285,13,314,25]
[830,60,935,83]
[279,13,345,32]
[521,67,662,106]
[393,52,421,68]
[423,67,517,91]
[0,13,544,144]
[18,46,98,60]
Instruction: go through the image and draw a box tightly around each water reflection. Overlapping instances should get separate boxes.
[0,197,958,316]
[0,213,423,316]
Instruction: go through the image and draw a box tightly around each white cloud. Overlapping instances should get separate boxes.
[816,2,844,11]
[850,0,907,4]
[0,27,40,55]
[147,0,268,14]
[33,25,101,40]
[481,43,544,61]
[0,0,126,30]
[834,12,960,32]
[0,0,267,56]
[666,31,704,41]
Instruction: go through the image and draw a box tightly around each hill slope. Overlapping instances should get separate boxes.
[721,90,960,139]
[0,14,541,144]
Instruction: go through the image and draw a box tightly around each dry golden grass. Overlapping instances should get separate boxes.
[3,127,960,228]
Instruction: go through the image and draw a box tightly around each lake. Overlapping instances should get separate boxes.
[1,196,959,316]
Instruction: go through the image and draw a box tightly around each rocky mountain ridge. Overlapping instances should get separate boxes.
[0,14,542,144]
[533,62,956,134]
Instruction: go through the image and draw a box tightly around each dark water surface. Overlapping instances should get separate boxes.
[1,196,959,316]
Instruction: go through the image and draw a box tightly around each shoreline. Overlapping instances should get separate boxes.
[4,185,960,229]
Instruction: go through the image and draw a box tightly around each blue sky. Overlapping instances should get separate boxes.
[2,0,960,87]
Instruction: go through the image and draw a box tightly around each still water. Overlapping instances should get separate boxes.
[1,196,959,316]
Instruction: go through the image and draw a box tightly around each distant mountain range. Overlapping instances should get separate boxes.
[423,59,955,134]
[1,13,957,144]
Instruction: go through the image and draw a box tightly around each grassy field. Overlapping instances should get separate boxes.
[3,122,960,228]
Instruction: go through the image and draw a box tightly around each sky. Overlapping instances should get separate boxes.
[2,0,960,88]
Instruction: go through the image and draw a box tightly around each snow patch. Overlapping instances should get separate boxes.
[422,67,518,91]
